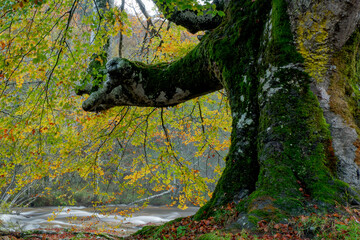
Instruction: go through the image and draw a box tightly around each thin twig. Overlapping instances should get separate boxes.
[160,108,183,168]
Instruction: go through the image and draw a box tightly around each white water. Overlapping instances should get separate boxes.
[0,206,198,236]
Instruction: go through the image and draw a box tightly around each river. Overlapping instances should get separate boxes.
[0,206,199,237]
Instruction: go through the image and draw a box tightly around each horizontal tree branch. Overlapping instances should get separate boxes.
[79,48,223,112]
[152,0,226,34]
[165,9,222,34]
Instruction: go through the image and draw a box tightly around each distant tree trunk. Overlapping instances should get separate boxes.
[76,0,113,95]
[78,0,360,225]
[118,0,125,58]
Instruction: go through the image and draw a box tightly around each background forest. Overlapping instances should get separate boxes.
[0,0,230,211]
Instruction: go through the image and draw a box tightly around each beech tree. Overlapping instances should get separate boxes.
[82,0,360,224]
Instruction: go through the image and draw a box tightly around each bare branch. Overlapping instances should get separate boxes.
[127,188,173,206]
[135,0,159,37]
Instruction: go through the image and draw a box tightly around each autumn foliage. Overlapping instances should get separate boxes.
[0,0,230,213]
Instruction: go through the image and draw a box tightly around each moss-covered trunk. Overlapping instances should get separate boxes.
[80,0,360,226]
[195,0,359,224]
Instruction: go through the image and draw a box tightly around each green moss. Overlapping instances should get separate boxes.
[296,3,332,82]
[196,0,350,223]
[196,230,258,240]
[131,217,184,239]
[196,233,224,240]
[134,225,159,236]
[330,30,360,134]
[254,81,344,215]
[235,0,347,221]
[327,30,360,172]
[196,232,230,240]
[267,0,304,66]
[195,0,272,220]
[103,0,358,230]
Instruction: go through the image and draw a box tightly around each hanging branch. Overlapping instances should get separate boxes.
[45,0,79,96]
[143,108,156,167]
[149,18,166,63]
[160,108,183,168]
[197,100,206,134]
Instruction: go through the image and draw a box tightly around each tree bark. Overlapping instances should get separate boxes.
[151,0,225,34]
[80,55,222,111]
[79,0,360,226]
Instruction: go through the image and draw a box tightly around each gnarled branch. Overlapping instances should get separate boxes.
[79,50,222,112]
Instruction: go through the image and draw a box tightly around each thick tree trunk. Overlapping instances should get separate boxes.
[79,0,360,226]
[196,0,360,225]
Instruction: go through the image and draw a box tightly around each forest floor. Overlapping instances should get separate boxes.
[1,205,360,239]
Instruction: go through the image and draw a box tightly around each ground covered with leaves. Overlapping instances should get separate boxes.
[1,206,360,239]
[126,205,360,240]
